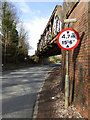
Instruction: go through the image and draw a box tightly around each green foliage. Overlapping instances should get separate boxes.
[2,2,19,45]
[49,55,62,63]
[34,56,39,63]
[10,25,19,45]
[2,2,30,65]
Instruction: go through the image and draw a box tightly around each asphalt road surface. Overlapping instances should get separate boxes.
[2,65,54,118]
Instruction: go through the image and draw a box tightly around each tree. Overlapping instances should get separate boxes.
[1,2,19,64]
[18,23,29,55]
[2,2,19,46]
[1,1,30,64]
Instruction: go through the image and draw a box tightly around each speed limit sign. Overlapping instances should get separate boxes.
[57,28,80,50]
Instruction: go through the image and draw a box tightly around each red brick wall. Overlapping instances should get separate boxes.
[62,1,89,118]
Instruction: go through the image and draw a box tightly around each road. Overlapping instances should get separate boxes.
[2,65,54,118]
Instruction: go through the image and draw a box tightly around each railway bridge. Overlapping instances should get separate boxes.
[36,5,63,63]
[36,1,89,118]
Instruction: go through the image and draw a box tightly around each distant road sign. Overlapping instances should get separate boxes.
[57,28,80,50]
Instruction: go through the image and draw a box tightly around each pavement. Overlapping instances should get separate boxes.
[1,65,54,118]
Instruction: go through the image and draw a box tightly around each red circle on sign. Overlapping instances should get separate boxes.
[57,28,80,50]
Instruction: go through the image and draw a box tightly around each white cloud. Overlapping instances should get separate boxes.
[20,3,30,13]
[37,10,40,14]
[16,1,32,14]
[23,16,48,56]
[14,1,48,56]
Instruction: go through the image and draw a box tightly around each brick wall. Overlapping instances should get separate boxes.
[62,1,89,118]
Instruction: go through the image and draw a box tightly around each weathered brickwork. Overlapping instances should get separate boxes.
[62,1,89,118]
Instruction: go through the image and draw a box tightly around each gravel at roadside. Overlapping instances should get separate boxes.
[35,66,85,119]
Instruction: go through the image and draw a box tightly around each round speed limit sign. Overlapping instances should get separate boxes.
[57,28,80,50]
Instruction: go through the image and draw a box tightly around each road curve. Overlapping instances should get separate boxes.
[2,65,54,118]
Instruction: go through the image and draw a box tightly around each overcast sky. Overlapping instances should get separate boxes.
[13,1,63,56]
